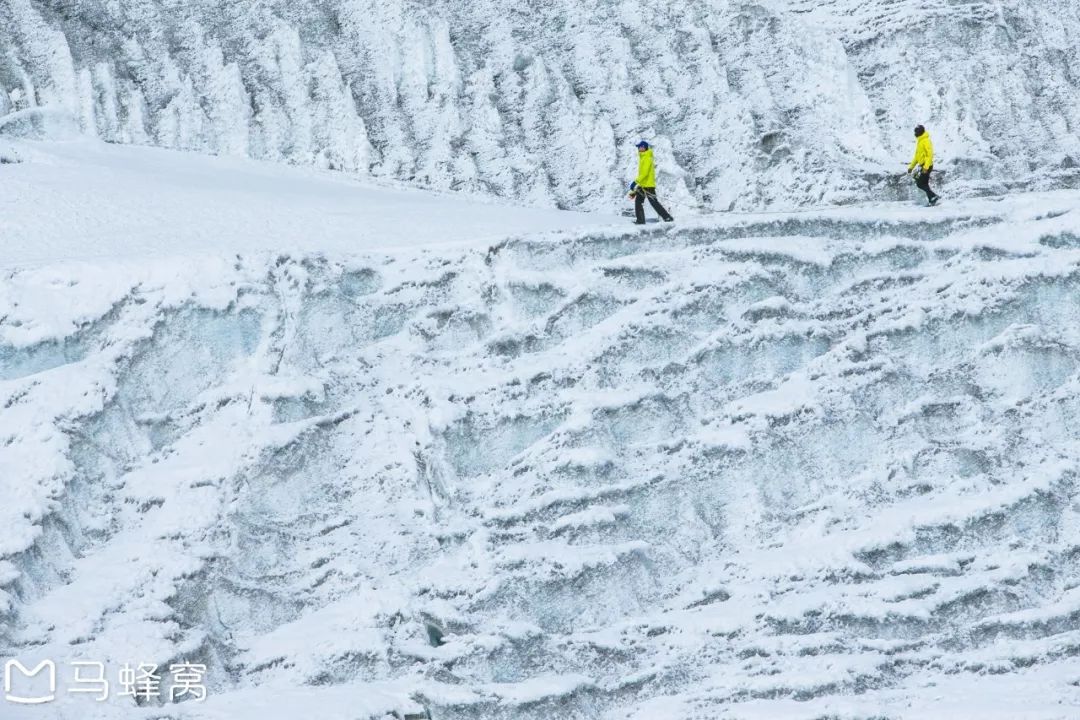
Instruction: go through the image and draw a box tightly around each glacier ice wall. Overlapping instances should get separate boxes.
[2,199,1080,718]
[2,0,1079,211]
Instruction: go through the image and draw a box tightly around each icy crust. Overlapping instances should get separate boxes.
[2,0,1079,210]
[1,197,1080,718]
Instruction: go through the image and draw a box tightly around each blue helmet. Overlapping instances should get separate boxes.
[635,140,649,150]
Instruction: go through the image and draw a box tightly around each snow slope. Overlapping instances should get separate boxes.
[0,140,615,267]
[2,0,1079,211]
[2,141,1080,718]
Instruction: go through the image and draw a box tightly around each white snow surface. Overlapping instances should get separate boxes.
[2,141,1080,719]
[0,140,614,267]
[2,0,1079,211]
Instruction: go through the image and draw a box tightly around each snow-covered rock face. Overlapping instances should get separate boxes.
[2,0,1078,210]
[2,196,1080,718]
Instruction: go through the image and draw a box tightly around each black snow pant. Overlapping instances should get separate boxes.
[634,187,673,223]
[915,167,939,203]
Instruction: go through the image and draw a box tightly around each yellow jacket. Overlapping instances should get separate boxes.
[635,148,656,187]
[908,132,934,172]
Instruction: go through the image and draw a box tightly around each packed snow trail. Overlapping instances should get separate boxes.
[0,139,1072,268]
[1,142,1080,719]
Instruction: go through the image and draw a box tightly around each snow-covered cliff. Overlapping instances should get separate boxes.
[3,0,1078,210]
[2,141,1080,719]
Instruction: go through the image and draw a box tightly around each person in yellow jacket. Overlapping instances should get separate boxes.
[628,140,674,224]
[906,125,940,206]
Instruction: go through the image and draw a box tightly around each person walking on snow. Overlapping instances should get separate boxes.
[907,125,940,206]
[628,140,674,224]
